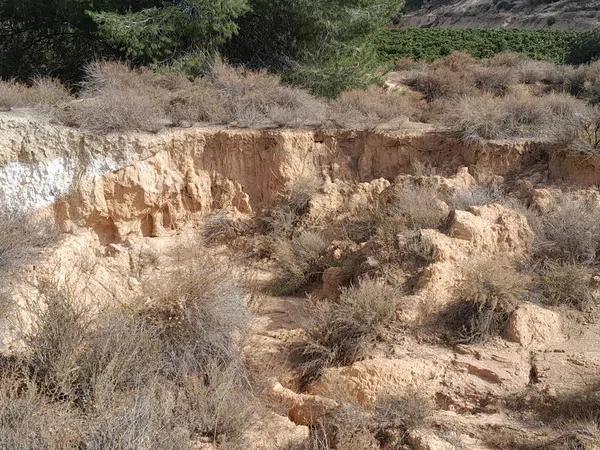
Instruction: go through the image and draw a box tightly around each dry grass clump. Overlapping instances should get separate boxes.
[446,260,527,344]
[284,175,322,215]
[537,261,596,311]
[528,388,600,449]
[472,65,518,95]
[404,65,476,102]
[448,185,506,210]
[535,196,600,263]
[448,90,586,141]
[290,389,433,449]
[169,60,329,128]
[374,389,433,446]
[0,210,59,274]
[0,376,83,449]
[54,61,171,133]
[271,230,329,295]
[202,211,251,245]
[384,184,448,231]
[54,59,329,132]
[2,252,254,448]
[554,106,600,155]
[294,278,399,385]
[330,86,418,129]
[0,77,71,110]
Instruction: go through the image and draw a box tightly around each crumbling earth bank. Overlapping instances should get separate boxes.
[2,115,600,449]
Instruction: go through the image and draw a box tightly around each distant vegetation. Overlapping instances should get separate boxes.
[377,28,583,64]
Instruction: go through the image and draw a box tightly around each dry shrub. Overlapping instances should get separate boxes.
[384,184,448,231]
[202,212,250,245]
[54,61,170,133]
[447,260,527,344]
[0,377,82,449]
[284,175,322,215]
[517,59,563,85]
[449,90,584,141]
[537,261,596,310]
[472,65,518,95]
[300,389,433,450]
[169,59,329,128]
[55,59,329,132]
[0,77,71,110]
[487,52,531,68]
[405,66,475,102]
[448,185,506,210]
[554,106,600,155]
[0,210,59,274]
[331,86,417,129]
[374,389,433,446]
[271,230,328,295]
[6,251,255,447]
[531,388,600,449]
[433,52,479,72]
[294,278,399,385]
[140,253,252,372]
[448,93,508,140]
[536,196,600,263]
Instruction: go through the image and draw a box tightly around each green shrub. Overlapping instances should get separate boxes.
[377,28,582,64]
[567,30,600,65]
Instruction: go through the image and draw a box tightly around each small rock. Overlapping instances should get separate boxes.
[408,429,457,450]
[505,303,562,347]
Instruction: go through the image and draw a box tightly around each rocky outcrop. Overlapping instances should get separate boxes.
[397,0,600,30]
[0,114,562,243]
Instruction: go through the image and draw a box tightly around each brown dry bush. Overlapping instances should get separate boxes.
[271,230,329,295]
[530,388,600,449]
[537,261,596,310]
[0,77,71,110]
[405,66,476,102]
[535,196,600,263]
[6,251,255,447]
[448,90,585,141]
[0,377,83,449]
[293,389,433,449]
[169,59,329,128]
[294,278,399,385]
[374,389,433,446]
[0,210,59,274]
[487,52,531,68]
[140,252,252,372]
[54,61,171,133]
[384,184,448,231]
[446,260,527,344]
[202,212,251,245]
[554,106,600,155]
[448,185,507,210]
[284,175,322,215]
[330,86,417,129]
[472,65,518,95]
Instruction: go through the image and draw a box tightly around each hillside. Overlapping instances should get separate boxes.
[398,0,600,30]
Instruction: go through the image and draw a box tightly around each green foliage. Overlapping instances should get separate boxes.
[90,0,250,64]
[0,0,157,81]
[284,38,391,98]
[226,0,401,70]
[567,30,600,64]
[377,28,582,64]
[225,0,401,97]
